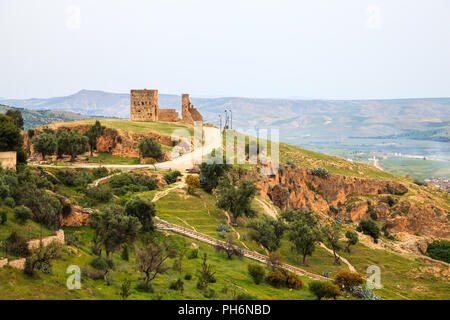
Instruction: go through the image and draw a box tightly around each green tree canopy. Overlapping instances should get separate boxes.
[0,114,22,152]
[216,176,258,224]
[89,204,142,258]
[5,109,24,130]
[282,210,321,266]
[321,223,342,265]
[199,162,231,193]
[248,215,286,253]
[66,130,89,161]
[138,137,162,159]
[84,121,105,156]
[32,132,57,159]
[125,196,156,232]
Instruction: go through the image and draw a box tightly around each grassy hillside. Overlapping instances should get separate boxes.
[0,105,109,131]
[45,119,194,136]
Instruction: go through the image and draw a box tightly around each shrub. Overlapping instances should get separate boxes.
[184,273,192,280]
[0,209,7,225]
[311,167,329,179]
[286,273,303,289]
[65,232,81,247]
[247,264,266,284]
[138,137,162,158]
[357,219,381,243]
[169,278,184,291]
[86,185,113,203]
[265,269,287,288]
[109,173,134,188]
[164,170,182,184]
[14,205,32,225]
[121,244,129,261]
[55,169,77,186]
[188,248,198,259]
[186,175,200,193]
[5,231,30,257]
[136,281,154,293]
[426,240,450,263]
[143,157,157,165]
[309,281,341,300]
[234,293,256,300]
[90,257,113,270]
[334,270,364,291]
[3,197,15,208]
[133,175,157,190]
[349,285,382,300]
[93,167,109,178]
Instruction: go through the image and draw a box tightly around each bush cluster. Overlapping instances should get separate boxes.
[308,281,341,300]
[164,170,182,185]
[247,264,266,284]
[108,173,157,195]
[334,270,364,291]
[311,167,329,179]
[265,269,303,289]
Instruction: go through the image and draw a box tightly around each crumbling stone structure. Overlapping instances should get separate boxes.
[130,90,202,124]
[130,89,159,121]
[181,94,203,124]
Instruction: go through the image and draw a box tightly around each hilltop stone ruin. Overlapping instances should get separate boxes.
[130,89,203,124]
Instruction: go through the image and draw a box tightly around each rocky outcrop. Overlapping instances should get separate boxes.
[254,165,408,212]
[60,204,92,227]
[24,125,176,160]
[384,202,449,239]
[252,164,449,239]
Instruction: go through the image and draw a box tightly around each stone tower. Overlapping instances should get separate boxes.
[181,94,203,124]
[130,89,158,121]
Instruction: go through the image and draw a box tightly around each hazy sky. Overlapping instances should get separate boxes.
[1,0,449,100]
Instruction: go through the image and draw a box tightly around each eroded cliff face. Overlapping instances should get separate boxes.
[253,165,449,239]
[24,125,175,159]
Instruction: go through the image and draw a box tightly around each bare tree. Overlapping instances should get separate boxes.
[215,235,244,259]
[136,242,177,285]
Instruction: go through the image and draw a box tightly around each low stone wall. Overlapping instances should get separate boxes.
[27,229,65,250]
[0,151,16,170]
[0,258,8,268]
[8,258,26,270]
[0,230,65,270]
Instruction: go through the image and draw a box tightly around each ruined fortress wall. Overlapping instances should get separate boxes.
[130,89,158,121]
[181,94,202,124]
[158,109,179,122]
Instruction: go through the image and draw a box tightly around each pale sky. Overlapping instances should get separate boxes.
[1,0,449,100]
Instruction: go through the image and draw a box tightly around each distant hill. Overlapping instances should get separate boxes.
[1,90,449,140]
[0,104,111,130]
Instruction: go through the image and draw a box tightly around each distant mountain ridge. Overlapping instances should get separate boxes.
[1,90,449,139]
[0,104,111,131]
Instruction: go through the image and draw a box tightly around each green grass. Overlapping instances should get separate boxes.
[0,206,54,254]
[339,242,450,300]
[47,119,194,136]
[380,158,450,180]
[0,228,318,300]
[88,152,140,165]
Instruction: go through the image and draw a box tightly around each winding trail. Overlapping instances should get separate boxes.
[149,181,330,281]
[318,242,356,272]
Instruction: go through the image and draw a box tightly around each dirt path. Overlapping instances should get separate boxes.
[318,242,357,272]
[31,127,222,172]
[154,217,330,281]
